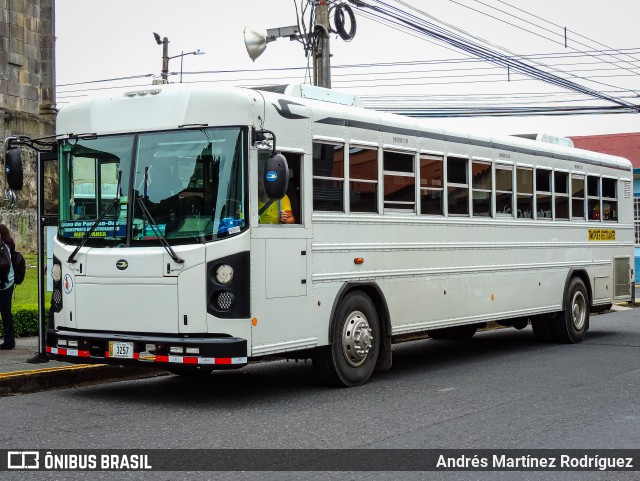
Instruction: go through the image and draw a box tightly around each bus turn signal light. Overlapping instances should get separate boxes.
[354,258,364,265]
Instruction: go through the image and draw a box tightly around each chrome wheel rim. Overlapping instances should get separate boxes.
[571,290,587,331]
[342,310,373,367]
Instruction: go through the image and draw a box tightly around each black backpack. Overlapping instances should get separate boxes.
[0,242,11,288]
[11,250,26,285]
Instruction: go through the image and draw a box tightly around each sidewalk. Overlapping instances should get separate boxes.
[0,336,164,396]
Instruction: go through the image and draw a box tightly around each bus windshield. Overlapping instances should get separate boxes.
[58,127,247,246]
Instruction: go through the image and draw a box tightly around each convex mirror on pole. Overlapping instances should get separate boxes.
[263,153,289,200]
[4,146,23,191]
[252,128,289,200]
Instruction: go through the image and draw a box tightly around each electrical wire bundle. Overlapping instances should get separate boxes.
[55,0,640,118]
[347,0,640,113]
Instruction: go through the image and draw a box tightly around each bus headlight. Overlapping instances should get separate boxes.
[206,252,249,319]
[51,263,62,282]
[215,264,234,284]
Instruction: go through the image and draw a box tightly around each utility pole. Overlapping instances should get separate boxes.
[314,1,331,89]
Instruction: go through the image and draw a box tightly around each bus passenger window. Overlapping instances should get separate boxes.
[602,178,617,222]
[472,161,492,217]
[536,169,552,219]
[447,156,468,216]
[495,166,513,216]
[312,143,344,212]
[555,171,569,220]
[571,174,585,219]
[516,167,533,218]
[349,147,378,213]
[420,155,443,216]
[587,176,601,221]
[383,150,415,212]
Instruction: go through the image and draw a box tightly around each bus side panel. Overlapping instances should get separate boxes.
[310,217,627,336]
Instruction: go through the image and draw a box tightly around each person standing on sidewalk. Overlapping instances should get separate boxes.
[0,224,15,350]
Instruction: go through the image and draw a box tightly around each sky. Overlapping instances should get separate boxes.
[54,0,640,138]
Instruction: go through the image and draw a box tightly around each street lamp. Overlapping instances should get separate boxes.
[153,32,170,83]
[169,49,206,83]
[153,32,205,84]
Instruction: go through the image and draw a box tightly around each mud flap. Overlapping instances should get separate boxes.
[375,334,392,371]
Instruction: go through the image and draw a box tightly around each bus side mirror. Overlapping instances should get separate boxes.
[263,153,289,200]
[4,147,23,191]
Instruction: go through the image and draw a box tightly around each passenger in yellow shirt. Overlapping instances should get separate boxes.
[257,169,295,224]
[258,195,295,224]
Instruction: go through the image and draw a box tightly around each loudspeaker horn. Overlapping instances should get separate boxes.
[244,27,268,62]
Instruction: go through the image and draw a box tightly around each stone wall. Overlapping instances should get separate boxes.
[0,207,36,251]
[1,0,56,248]
[0,0,56,117]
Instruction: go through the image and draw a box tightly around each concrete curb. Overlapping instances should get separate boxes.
[0,364,167,396]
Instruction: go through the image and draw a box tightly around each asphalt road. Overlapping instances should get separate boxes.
[1,308,639,481]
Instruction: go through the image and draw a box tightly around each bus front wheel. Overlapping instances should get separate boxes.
[313,291,380,387]
[552,277,589,343]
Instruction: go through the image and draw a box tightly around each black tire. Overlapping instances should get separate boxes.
[552,277,589,343]
[167,365,214,378]
[313,291,380,387]
[427,324,477,340]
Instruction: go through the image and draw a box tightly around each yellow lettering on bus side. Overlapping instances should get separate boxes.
[588,229,615,241]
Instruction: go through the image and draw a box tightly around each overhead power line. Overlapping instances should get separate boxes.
[56,44,640,91]
[451,0,640,76]
[55,47,640,93]
[347,0,639,111]
[494,0,640,67]
[57,74,156,88]
[56,64,638,98]
[388,0,639,95]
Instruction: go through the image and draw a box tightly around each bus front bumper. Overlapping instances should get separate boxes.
[46,328,248,369]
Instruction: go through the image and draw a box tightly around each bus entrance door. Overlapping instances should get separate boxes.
[251,151,315,354]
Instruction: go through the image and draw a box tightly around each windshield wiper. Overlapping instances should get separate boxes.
[67,170,122,264]
[136,167,184,264]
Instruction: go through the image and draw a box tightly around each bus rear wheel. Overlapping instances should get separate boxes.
[313,291,380,387]
[552,277,589,343]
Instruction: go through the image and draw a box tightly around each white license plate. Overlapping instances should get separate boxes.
[108,341,134,359]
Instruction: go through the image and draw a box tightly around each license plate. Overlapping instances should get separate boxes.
[108,341,134,359]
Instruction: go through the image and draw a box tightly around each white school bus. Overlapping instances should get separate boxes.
[36,83,633,386]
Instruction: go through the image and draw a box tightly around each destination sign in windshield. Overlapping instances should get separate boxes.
[60,220,126,238]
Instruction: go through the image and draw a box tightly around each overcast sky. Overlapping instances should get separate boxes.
[54,0,640,137]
